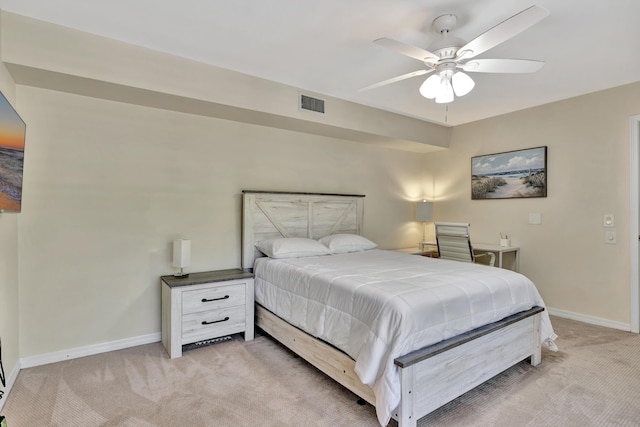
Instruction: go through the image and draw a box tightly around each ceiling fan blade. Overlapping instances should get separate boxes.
[457,5,549,60]
[374,38,438,63]
[460,59,545,73]
[358,69,431,91]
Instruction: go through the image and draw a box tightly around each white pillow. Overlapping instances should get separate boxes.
[318,234,377,254]
[256,237,332,259]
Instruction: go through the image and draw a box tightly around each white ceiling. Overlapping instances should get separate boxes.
[1,0,639,126]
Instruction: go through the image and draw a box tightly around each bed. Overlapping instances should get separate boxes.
[241,190,556,427]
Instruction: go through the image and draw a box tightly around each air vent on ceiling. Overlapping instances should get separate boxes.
[300,94,325,114]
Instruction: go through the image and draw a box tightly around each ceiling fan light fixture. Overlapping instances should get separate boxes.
[435,78,454,104]
[419,74,441,99]
[452,71,475,97]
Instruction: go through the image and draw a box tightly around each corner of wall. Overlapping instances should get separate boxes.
[0,360,20,412]
[0,11,21,411]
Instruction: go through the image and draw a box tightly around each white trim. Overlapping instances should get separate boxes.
[630,114,640,333]
[20,332,161,369]
[0,362,21,412]
[547,307,630,332]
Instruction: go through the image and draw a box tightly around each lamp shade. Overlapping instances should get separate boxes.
[452,71,475,97]
[435,78,454,104]
[172,239,191,268]
[416,201,433,222]
[419,69,475,104]
[419,74,441,99]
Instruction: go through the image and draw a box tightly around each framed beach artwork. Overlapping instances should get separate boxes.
[0,91,26,212]
[471,146,547,200]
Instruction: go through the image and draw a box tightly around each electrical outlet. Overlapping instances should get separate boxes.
[528,213,542,224]
[605,230,617,244]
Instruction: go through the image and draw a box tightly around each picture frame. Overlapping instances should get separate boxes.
[471,146,547,200]
[0,90,26,212]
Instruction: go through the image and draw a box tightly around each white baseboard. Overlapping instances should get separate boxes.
[20,332,161,369]
[547,307,631,332]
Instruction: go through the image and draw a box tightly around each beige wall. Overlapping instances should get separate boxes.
[426,82,640,326]
[0,11,20,407]
[0,11,444,359]
[18,81,640,359]
[16,85,428,357]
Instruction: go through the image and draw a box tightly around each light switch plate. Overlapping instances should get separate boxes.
[604,214,615,227]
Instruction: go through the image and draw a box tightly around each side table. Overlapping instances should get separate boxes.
[161,269,254,358]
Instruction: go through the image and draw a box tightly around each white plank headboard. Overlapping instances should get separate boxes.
[241,190,365,271]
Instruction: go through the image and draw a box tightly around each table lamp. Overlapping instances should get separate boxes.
[172,239,191,278]
[416,200,433,250]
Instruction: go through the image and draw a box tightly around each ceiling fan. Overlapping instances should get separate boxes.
[360,5,550,104]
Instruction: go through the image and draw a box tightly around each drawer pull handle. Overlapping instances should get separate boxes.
[202,317,229,325]
[201,295,229,303]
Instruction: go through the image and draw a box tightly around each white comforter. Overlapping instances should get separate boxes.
[253,249,556,426]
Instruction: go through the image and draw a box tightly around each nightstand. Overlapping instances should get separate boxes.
[161,269,254,358]
[394,245,439,257]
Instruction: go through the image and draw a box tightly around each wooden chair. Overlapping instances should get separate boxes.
[435,222,495,266]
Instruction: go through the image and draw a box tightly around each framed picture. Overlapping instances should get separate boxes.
[471,146,547,200]
[0,91,26,212]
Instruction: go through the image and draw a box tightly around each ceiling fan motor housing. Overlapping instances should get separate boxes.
[432,14,457,34]
[429,14,465,61]
[435,62,457,77]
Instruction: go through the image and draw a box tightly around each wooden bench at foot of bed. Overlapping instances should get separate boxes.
[256,303,544,427]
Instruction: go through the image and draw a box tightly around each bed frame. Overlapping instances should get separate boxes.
[241,190,543,427]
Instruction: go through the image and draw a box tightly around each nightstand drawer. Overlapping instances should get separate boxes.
[182,283,246,314]
[182,305,246,343]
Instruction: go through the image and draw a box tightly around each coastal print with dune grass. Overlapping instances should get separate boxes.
[0,92,26,212]
[472,146,546,199]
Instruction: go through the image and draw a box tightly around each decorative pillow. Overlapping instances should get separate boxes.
[255,237,332,259]
[318,234,377,254]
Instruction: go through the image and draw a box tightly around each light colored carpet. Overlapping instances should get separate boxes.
[2,316,640,426]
